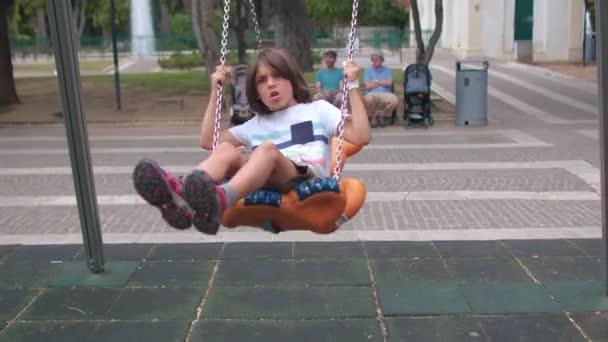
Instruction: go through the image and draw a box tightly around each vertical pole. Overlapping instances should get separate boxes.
[46,0,104,273]
[110,0,122,111]
[596,0,608,294]
[583,8,587,67]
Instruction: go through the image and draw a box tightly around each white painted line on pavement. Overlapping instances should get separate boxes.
[489,68,598,116]
[430,65,597,125]
[502,62,598,96]
[0,191,599,208]
[577,129,599,140]
[0,226,600,245]
[430,83,455,105]
[0,135,200,142]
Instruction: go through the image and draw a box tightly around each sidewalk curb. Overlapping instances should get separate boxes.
[505,61,598,88]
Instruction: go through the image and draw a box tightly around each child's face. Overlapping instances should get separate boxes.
[255,63,296,112]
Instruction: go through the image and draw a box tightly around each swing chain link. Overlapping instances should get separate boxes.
[212,0,232,151]
[247,0,263,51]
[333,0,359,180]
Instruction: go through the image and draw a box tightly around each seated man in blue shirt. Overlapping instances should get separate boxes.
[313,50,344,107]
[363,51,399,127]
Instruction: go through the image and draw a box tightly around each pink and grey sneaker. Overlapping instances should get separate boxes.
[183,170,226,235]
[133,158,192,230]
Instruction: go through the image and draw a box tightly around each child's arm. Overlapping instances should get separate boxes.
[200,66,243,150]
[342,61,371,145]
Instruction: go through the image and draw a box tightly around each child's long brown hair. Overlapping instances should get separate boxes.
[246,49,311,115]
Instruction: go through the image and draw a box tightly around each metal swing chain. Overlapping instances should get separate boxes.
[333,0,359,180]
[212,0,232,151]
[247,0,263,51]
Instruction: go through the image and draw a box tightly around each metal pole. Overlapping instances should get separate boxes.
[110,0,122,111]
[597,0,608,294]
[583,8,587,67]
[46,0,105,273]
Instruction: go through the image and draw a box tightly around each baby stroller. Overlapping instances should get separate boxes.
[403,63,433,128]
[229,64,255,126]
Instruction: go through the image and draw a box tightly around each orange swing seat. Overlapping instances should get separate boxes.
[222,138,366,234]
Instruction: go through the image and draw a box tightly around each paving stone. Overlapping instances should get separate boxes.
[0,289,38,320]
[434,241,509,258]
[21,287,121,320]
[222,242,292,259]
[50,261,139,287]
[444,257,531,283]
[545,281,608,311]
[203,286,376,319]
[293,241,365,259]
[108,288,202,320]
[519,256,604,282]
[364,241,439,258]
[569,312,608,341]
[215,259,370,286]
[479,314,587,342]
[192,319,382,342]
[0,262,62,289]
[371,258,452,282]
[74,244,153,261]
[460,282,560,314]
[377,281,470,315]
[0,246,16,262]
[90,321,189,342]
[385,316,488,342]
[5,245,81,262]
[127,261,214,288]
[503,239,587,257]
[146,243,223,260]
[0,322,97,342]
[568,239,605,256]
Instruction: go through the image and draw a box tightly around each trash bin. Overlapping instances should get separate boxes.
[455,59,489,126]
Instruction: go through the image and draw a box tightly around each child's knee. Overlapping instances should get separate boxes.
[252,142,281,160]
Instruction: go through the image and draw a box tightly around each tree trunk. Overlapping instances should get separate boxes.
[274,0,313,71]
[422,0,443,65]
[0,0,20,106]
[191,0,205,58]
[410,0,426,64]
[160,0,172,36]
[193,0,219,75]
[233,0,247,64]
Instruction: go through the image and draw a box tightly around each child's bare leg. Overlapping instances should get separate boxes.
[197,142,246,183]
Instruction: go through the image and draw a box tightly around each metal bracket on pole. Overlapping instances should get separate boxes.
[596,0,608,294]
[46,0,105,273]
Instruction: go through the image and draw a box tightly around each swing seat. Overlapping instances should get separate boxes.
[222,139,366,233]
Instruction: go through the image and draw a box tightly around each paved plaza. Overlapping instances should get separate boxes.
[0,50,606,340]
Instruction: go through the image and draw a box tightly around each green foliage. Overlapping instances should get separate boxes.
[158,51,203,70]
[306,0,353,26]
[89,0,130,34]
[171,13,192,36]
[307,0,409,28]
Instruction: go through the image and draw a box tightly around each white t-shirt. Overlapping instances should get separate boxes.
[229,100,343,177]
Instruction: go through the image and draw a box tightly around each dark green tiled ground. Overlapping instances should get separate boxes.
[293,241,365,259]
[570,312,608,342]
[386,316,488,341]
[0,322,98,342]
[192,319,382,341]
[0,289,38,320]
[434,241,509,258]
[371,258,452,282]
[108,288,203,320]
[203,286,375,319]
[364,241,439,259]
[519,256,604,282]
[50,261,139,287]
[74,244,153,261]
[5,245,81,262]
[127,261,214,288]
[459,283,561,313]
[21,287,121,320]
[215,259,370,286]
[479,314,587,342]
[0,246,16,262]
[222,242,292,259]
[90,321,189,342]
[568,239,605,256]
[146,243,223,260]
[0,262,62,289]
[502,239,586,257]
[444,257,531,283]
[377,282,470,315]
[545,281,608,311]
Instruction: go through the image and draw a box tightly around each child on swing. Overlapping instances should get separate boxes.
[133,49,371,234]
